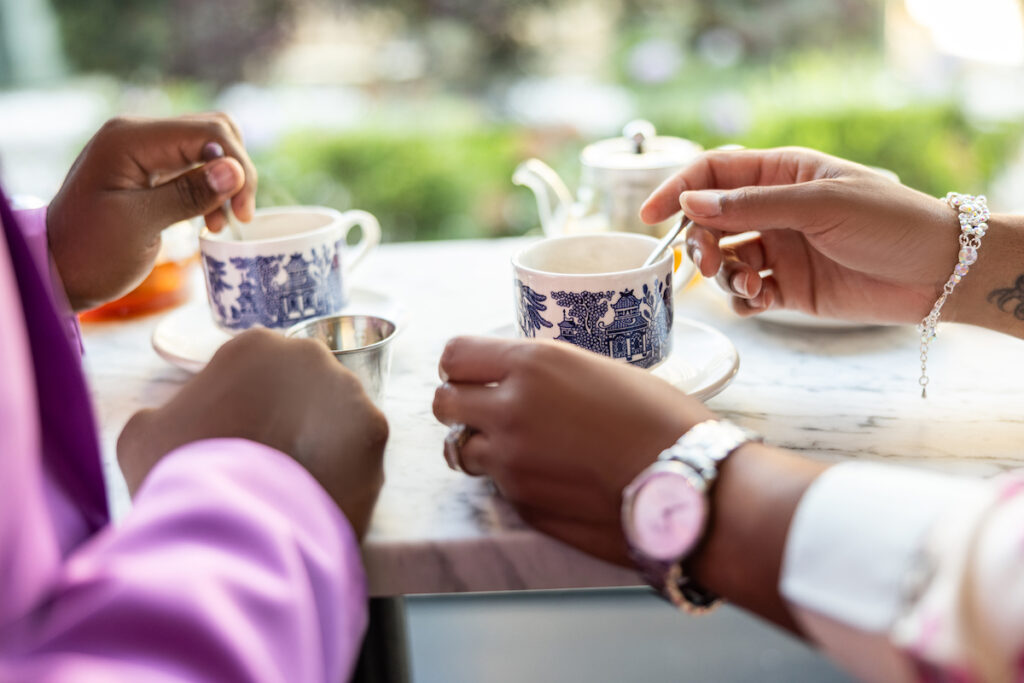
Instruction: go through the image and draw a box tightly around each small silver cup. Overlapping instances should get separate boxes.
[286,314,398,404]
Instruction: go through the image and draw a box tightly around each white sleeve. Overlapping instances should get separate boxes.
[779,462,990,682]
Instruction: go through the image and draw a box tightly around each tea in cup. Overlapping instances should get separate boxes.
[512,233,675,369]
[199,206,380,332]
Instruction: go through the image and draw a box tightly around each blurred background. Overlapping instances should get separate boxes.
[2,0,1024,243]
[4,3,1021,680]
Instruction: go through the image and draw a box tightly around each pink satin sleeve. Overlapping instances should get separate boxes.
[0,439,368,683]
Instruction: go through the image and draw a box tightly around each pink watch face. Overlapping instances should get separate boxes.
[631,471,706,561]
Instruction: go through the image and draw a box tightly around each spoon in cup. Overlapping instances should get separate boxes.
[643,217,692,268]
[220,198,247,242]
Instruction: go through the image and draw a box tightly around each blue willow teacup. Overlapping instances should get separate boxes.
[199,206,380,333]
[512,233,675,370]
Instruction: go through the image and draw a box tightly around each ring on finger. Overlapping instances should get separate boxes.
[444,423,478,473]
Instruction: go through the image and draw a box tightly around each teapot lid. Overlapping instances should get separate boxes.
[581,120,702,172]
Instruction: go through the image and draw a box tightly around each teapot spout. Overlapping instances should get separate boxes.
[512,159,574,237]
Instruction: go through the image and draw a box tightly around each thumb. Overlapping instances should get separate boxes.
[679,182,836,235]
[147,157,245,227]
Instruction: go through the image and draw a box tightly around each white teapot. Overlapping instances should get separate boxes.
[513,120,703,238]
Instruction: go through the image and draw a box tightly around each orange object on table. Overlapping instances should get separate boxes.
[78,257,198,322]
[79,219,200,322]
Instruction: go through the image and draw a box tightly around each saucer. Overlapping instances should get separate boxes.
[704,280,881,330]
[491,317,739,402]
[753,309,880,330]
[152,288,405,373]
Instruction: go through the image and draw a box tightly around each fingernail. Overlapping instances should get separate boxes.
[692,248,703,272]
[202,141,225,161]
[681,191,723,217]
[731,272,749,297]
[206,160,237,194]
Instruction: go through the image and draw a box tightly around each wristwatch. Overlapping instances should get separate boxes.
[621,419,761,612]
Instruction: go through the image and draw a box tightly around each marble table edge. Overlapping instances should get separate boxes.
[362,531,642,597]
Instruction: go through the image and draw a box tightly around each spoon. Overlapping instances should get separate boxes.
[643,217,692,268]
[221,199,246,241]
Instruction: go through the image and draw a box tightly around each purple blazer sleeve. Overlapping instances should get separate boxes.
[1,439,368,683]
[11,204,82,352]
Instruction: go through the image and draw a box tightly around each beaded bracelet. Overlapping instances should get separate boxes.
[918,192,989,398]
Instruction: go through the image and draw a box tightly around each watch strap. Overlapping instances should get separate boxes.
[659,419,762,486]
[633,558,720,614]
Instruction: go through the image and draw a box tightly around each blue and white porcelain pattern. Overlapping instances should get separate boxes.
[199,206,380,333]
[516,274,673,369]
[203,244,345,330]
[512,233,675,369]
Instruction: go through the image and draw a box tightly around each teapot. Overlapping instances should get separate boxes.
[513,120,703,238]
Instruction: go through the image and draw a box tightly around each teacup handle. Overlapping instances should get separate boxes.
[337,210,382,274]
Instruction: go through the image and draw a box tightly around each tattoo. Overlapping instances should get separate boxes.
[988,274,1024,320]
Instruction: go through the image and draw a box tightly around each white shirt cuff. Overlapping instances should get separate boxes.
[781,462,985,632]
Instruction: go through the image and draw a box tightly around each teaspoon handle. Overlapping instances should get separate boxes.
[643,218,691,268]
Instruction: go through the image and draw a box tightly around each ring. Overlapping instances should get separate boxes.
[444,423,476,473]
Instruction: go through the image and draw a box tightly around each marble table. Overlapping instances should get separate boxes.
[83,236,1024,601]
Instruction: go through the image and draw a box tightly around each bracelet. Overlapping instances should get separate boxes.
[918,192,988,398]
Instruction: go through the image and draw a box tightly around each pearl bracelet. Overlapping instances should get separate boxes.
[918,192,988,398]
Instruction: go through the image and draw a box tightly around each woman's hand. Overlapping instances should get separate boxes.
[641,147,960,324]
[432,336,715,565]
[48,114,258,311]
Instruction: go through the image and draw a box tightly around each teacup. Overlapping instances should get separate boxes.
[199,206,380,333]
[512,233,674,369]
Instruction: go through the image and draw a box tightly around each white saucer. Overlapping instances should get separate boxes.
[491,317,739,402]
[152,288,405,374]
[703,280,881,330]
[753,309,879,330]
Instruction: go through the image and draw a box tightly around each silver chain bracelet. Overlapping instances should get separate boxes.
[918,192,989,398]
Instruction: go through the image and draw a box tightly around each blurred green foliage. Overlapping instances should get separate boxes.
[659,106,1023,198]
[50,0,168,79]
[50,0,292,84]
[254,129,543,242]
[254,103,1023,242]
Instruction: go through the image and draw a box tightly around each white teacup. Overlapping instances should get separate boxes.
[199,206,380,333]
[513,233,675,369]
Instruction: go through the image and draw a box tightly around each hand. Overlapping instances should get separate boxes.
[48,114,258,311]
[432,337,715,565]
[117,329,388,538]
[641,147,960,324]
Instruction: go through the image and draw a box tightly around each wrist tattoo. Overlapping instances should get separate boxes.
[988,275,1024,319]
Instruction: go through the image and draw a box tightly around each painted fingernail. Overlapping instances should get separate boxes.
[681,191,723,217]
[202,141,225,161]
[731,272,749,297]
[692,248,703,272]
[206,160,238,194]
